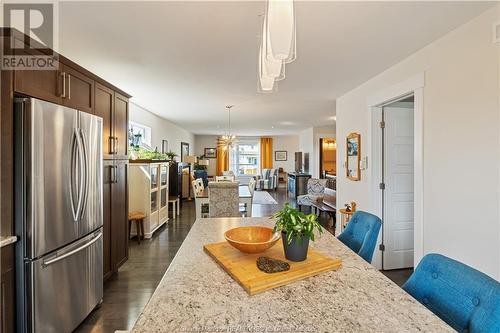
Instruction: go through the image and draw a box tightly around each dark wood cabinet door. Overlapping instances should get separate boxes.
[0,270,15,333]
[113,93,129,159]
[95,84,114,159]
[1,245,15,333]
[111,160,128,271]
[14,66,63,105]
[62,64,94,114]
[103,160,113,281]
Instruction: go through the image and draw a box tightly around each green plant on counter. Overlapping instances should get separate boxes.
[272,203,323,245]
[165,151,178,161]
[130,146,168,160]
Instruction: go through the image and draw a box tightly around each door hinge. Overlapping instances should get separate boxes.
[379,182,385,190]
[379,244,385,251]
[379,121,385,129]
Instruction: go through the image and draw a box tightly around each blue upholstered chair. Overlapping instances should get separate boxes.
[403,254,500,333]
[337,211,381,263]
[194,170,208,187]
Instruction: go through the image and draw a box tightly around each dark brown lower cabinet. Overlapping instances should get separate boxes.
[0,245,15,333]
[103,160,114,280]
[103,159,129,281]
[111,159,129,271]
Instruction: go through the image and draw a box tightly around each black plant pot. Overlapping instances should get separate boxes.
[281,232,310,262]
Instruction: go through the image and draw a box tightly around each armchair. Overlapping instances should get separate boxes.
[297,178,327,209]
[403,254,500,332]
[254,168,278,191]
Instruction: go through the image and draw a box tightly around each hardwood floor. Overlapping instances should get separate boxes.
[381,268,413,287]
[75,200,198,333]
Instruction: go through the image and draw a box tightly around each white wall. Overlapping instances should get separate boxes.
[271,135,300,172]
[129,102,195,161]
[193,134,300,175]
[336,6,500,279]
[194,135,218,176]
[299,127,314,174]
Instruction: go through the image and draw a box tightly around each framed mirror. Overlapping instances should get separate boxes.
[346,132,361,181]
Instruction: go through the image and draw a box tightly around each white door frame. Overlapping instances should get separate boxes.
[367,73,425,269]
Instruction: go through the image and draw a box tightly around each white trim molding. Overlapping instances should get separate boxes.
[367,72,425,270]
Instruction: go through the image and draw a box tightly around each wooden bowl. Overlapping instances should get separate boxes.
[224,226,280,254]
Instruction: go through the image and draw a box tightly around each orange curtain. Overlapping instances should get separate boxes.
[260,137,273,169]
[216,138,229,176]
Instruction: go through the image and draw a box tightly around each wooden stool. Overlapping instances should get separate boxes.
[168,196,180,219]
[128,211,145,244]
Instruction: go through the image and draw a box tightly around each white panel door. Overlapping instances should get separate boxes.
[383,106,414,270]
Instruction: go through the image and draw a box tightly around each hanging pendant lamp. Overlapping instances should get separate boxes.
[218,105,238,150]
[265,0,296,64]
[261,16,285,80]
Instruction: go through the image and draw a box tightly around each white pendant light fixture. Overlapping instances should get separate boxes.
[259,45,276,92]
[265,0,296,63]
[218,105,238,150]
[261,16,285,80]
[258,0,296,93]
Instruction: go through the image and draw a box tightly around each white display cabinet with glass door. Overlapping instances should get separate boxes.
[129,161,170,239]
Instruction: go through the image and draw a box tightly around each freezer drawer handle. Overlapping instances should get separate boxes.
[43,232,102,267]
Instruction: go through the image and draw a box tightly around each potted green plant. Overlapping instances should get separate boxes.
[165,151,178,161]
[272,203,323,262]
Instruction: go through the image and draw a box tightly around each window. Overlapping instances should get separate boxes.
[230,140,260,176]
[129,121,152,148]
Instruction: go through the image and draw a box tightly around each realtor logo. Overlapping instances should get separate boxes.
[2,2,59,70]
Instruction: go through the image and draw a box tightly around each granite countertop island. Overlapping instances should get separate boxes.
[0,235,17,248]
[132,217,452,333]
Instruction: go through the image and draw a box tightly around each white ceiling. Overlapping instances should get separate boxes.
[58,1,494,135]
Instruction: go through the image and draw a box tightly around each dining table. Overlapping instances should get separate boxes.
[131,217,453,333]
[195,184,253,218]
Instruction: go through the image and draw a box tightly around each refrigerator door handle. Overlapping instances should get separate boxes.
[78,128,90,220]
[74,127,85,221]
[69,129,79,221]
[42,231,102,267]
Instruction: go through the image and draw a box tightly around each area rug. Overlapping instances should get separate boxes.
[253,191,278,205]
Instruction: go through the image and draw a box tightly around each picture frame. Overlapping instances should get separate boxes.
[275,151,287,161]
[204,147,217,159]
[161,140,169,154]
[346,132,361,181]
[181,142,190,162]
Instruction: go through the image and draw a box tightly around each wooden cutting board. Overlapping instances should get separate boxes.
[203,241,342,295]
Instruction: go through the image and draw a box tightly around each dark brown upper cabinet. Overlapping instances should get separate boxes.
[113,93,129,159]
[94,85,129,159]
[14,64,94,114]
[95,83,115,159]
[14,64,63,105]
[61,64,94,114]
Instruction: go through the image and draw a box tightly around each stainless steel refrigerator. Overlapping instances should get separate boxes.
[14,97,103,333]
